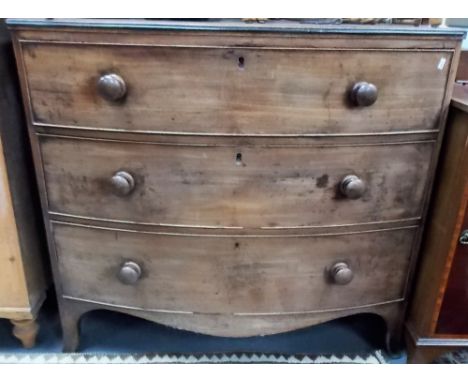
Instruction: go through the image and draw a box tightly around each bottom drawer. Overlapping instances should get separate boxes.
[53,223,415,314]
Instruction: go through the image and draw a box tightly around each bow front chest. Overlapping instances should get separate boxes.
[8,19,464,351]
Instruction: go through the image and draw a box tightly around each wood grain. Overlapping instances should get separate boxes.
[0,21,48,325]
[59,294,403,341]
[436,202,468,334]
[53,222,414,315]
[0,135,30,311]
[21,43,451,135]
[39,135,433,228]
[7,20,463,351]
[406,85,468,345]
[455,51,468,81]
[11,24,463,50]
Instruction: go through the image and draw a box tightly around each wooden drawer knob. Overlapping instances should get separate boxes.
[329,262,353,285]
[97,73,127,102]
[111,171,135,196]
[118,261,142,285]
[340,175,366,199]
[350,81,378,107]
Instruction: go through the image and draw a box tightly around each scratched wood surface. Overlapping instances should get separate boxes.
[8,20,463,350]
[39,135,433,228]
[54,222,414,315]
[21,43,451,135]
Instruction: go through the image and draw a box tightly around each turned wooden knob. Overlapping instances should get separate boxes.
[97,73,127,102]
[329,262,353,285]
[111,171,135,196]
[350,81,378,107]
[340,175,366,199]
[118,261,142,285]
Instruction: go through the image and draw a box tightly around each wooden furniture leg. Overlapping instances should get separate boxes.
[378,305,405,356]
[11,318,39,348]
[60,300,93,352]
[61,309,81,352]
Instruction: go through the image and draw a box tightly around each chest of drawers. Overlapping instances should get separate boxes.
[0,21,49,348]
[8,19,464,352]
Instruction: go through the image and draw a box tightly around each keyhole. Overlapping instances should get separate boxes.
[238,56,245,69]
[236,152,243,166]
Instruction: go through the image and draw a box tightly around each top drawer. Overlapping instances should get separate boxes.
[20,43,451,135]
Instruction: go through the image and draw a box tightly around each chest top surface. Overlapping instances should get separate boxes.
[6,18,467,38]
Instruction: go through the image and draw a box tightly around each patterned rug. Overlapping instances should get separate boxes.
[435,349,468,364]
[0,350,388,364]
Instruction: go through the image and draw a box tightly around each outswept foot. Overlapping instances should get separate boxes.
[60,301,88,352]
[383,315,405,357]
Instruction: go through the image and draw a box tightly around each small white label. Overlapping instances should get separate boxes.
[438,57,447,71]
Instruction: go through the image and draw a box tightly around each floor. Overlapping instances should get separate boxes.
[0,291,406,363]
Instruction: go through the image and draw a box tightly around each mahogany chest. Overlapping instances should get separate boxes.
[8,19,464,352]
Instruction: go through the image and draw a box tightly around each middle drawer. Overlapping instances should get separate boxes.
[40,136,432,228]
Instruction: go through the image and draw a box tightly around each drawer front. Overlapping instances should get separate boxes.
[54,223,414,314]
[40,137,433,228]
[23,43,450,135]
